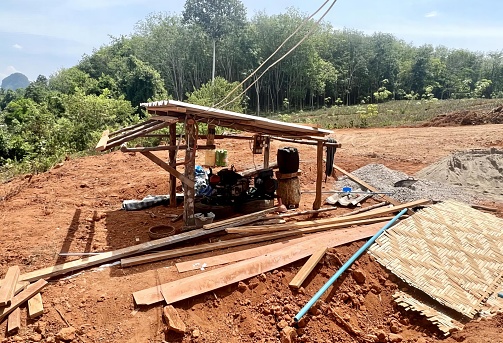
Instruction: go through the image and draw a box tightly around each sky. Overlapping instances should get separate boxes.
[1,0,503,81]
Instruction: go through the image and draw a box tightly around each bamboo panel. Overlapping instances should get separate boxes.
[369,200,503,318]
[393,291,465,336]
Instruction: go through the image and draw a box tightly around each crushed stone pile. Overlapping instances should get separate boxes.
[334,163,475,204]
[415,148,503,202]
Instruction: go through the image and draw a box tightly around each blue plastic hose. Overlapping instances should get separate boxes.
[294,208,408,322]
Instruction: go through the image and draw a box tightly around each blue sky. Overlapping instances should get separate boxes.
[1,0,502,81]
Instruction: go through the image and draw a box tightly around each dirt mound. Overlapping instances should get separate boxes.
[415,148,503,202]
[424,106,503,127]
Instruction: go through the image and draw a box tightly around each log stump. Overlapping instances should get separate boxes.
[276,172,301,209]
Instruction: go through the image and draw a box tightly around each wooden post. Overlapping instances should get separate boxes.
[313,141,323,210]
[183,117,196,228]
[263,136,271,168]
[207,125,215,146]
[169,123,177,207]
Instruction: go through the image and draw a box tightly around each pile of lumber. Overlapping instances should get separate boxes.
[0,266,47,334]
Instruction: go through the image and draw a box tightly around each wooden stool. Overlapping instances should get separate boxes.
[276,170,302,209]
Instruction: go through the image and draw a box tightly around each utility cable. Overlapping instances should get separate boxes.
[212,0,335,109]
[218,0,338,110]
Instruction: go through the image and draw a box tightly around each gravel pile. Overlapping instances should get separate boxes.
[333,164,475,204]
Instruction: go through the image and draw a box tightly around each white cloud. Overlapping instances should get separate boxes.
[425,11,438,18]
[13,43,22,49]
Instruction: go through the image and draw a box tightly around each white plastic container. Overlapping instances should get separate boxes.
[205,149,216,166]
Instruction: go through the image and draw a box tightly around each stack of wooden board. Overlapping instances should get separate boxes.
[0,266,47,334]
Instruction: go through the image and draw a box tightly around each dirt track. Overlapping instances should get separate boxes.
[0,124,502,342]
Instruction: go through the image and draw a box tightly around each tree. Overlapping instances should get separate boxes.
[183,0,247,82]
[187,76,245,113]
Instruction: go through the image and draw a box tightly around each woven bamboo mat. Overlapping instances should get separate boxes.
[393,291,465,336]
[369,200,503,318]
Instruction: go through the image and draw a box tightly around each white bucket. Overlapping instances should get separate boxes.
[205,150,216,166]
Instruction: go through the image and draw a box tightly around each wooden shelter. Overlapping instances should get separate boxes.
[96,100,341,227]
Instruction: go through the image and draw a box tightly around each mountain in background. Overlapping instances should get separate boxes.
[1,72,30,90]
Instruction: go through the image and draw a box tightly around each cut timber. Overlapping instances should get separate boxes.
[28,293,44,319]
[122,226,305,268]
[0,281,29,296]
[7,308,20,334]
[176,232,329,273]
[202,207,278,230]
[0,279,48,322]
[141,151,194,188]
[279,207,338,218]
[226,199,429,233]
[289,247,328,289]
[341,202,388,217]
[225,215,394,234]
[95,130,109,151]
[163,305,186,333]
[133,223,382,306]
[20,226,226,282]
[313,141,324,210]
[332,164,401,206]
[0,266,20,306]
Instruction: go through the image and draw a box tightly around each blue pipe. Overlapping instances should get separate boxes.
[294,208,408,322]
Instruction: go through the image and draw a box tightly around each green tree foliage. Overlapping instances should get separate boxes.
[187,76,245,113]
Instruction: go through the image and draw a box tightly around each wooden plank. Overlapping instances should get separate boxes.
[7,308,20,334]
[108,120,161,143]
[163,305,186,333]
[263,136,271,168]
[141,151,195,188]
[341,202,388,217]
[133,223,382,306]
[105,121,170,150]
[279,206,338,218]
[0,281,29,296]
[0,279,48,322]
[150,116,179,123]
[289,247,328,289]
[28,293,44,319]
[183,118,197,227]
[0,266,20,306]
[20,226,227,283]
[226,199,429,233]
[175,233,324,273]
[121,145,215,153]
[95,130,110,152]
[108,120,155,138]
[225,215,394,234]
[313,141,324,210]
[332,164,401,206]
[203,207,278,230]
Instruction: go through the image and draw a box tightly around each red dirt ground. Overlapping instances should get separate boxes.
[1,124,502,343]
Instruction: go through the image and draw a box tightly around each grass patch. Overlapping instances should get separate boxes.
[268,98,503,129]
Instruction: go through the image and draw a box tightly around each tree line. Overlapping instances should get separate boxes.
[1,0,502,170]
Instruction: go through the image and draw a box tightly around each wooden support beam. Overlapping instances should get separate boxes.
[313,141,324,210]
[270,135,342,148]
[28,293,44,319]
[289,247,328,289]
[183,117,197,227]
[133,223,382,306]
[140,151,194,188]
[121,145,215,153]
[107,120,161,143]
[332,164,400,206]
[105,121,171,150]
[0,279,48,322]
[279,207,338,218]
[95,130,110,151]
[109,120,155,137]
[263,136,271,168]
[169,124,177,208]
[7,308,20,334]
[149,116,179,123]
[341,202,388,217]
[0,266,20,306]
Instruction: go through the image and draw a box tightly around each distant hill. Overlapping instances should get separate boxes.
[1,72,29,90]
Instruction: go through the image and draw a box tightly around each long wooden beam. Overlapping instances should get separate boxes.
[202,207,278,230]
[121,145,215,153]
[140,151,194,188]
[0,266,20,306]
[95,130,110,151]
[289,246,328,289]
[19,226,228,282]
[313,141,324,210]
[105,121,171,150]
[109,120,156,138]
[108,120,161,144]
[133,223,382,306]
[225,199,429,233]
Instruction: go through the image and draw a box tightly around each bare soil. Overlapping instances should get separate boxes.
[1,124,502,343]
[423,106,503,127]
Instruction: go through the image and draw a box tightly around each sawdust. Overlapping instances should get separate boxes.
[415,148,503,202]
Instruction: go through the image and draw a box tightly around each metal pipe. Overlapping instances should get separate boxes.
[294,208,408,322]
